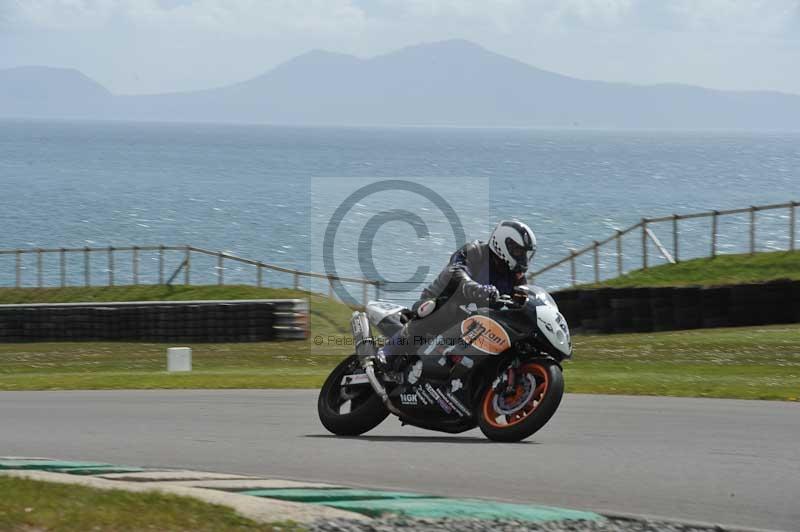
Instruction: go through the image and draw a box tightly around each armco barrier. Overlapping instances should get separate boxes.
[553,279,800,334]
[0,299,308,343]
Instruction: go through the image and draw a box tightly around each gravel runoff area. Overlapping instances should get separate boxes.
[311,516,748,532]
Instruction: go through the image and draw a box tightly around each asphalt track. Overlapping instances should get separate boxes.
[2,390,798,531]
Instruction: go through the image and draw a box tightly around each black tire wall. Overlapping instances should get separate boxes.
[0,300,307,342]
[553,279,800,334]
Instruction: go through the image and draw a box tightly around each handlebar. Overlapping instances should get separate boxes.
[491,294,525,310]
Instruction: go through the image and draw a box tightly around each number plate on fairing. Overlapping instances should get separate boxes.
[340,373,370,385]
[366,301,406,326]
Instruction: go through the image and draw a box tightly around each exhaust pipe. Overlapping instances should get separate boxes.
[350,311,402,416]
[364,359,402,416]
[350,311,377,361]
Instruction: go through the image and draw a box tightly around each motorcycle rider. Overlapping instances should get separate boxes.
[379,220,537,362]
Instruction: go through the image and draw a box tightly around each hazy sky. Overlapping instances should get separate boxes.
[1,0,799,95]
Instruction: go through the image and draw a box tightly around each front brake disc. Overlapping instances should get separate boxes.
[492,374,536,415]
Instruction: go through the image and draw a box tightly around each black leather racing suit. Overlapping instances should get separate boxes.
[385,240,525,355]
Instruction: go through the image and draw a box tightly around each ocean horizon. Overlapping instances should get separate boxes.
[2,119,798,294]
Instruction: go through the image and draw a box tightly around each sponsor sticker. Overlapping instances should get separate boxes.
[437,391,463,417]
[446,392,472,417]
[460,316,511,354]
[400,393,418,406]
[425,383,453,415]
[415,388,433,405]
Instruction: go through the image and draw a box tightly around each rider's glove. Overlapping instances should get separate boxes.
[475,285,499,305]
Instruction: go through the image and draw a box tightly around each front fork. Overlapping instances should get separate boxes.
[495,357,521,397]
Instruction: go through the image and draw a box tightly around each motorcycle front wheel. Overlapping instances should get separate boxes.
[317,354,389,436]
[478,360,564,442]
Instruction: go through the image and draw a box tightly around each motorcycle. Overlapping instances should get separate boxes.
[317,285,572,442]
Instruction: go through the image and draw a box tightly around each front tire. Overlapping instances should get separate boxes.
[478,360,564,442]
[317,354,389,436]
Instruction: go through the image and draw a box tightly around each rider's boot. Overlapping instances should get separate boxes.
[377,335,405,371]
[378,298,434,373]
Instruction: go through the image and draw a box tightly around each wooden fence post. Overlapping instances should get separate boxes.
[159,245,165,284]
[641,219,648,270]
[294,272,300,290]
[790,202,796,251]
[328,280,334,299]
[257,263,263,287]
[133,246,139,285]
[750,206,756,254]
[672,214,679,263]
[711,210,719,258]
[84,247,90,287]
[616,231,623,276]
[217,252,224,286]
[108,246,114,286]
[362,283,368,308]
[184,246,191,285]
[60,248,66,287]
[593,241,600,283]
[36,249,43,288]
[15,250,21,288]
[569,250,577,287]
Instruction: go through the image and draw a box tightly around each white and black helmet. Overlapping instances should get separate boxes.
[489,220,537,273]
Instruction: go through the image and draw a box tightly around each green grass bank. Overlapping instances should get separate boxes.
[594,250,800,288]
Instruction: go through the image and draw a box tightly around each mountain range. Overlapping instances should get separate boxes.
[2,39,799,129]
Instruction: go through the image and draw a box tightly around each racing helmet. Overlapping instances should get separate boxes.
[489,220,537,273]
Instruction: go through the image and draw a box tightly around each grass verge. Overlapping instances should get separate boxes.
[0,476,300,532]
[593,250,800,287]
[0,285,797,400]
[1,324,797,400]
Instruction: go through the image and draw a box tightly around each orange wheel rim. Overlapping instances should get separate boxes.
[482,363,549,429]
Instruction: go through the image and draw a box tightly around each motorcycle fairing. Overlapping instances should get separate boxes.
[388,316,502,426]
[534,304,572,357]
[366,301,406,336]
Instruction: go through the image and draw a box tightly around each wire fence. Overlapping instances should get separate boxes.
[0,244,380,307]
[4,200,797,303]
[529,200,798,289]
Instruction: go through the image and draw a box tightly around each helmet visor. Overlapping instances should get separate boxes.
[505,237,535,269]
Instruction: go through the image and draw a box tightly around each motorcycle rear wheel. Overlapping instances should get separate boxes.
[478,360,564,442]
[317,354,389,436]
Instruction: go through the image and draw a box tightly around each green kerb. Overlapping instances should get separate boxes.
[244,487,603,522]
[240,488,432,503]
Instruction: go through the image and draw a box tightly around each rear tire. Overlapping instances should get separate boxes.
[478,360,564,442]
[317,354,389,436]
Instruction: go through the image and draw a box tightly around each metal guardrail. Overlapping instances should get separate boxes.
[529,200,799,288]
[0,244,380,307]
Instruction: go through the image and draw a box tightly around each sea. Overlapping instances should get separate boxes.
[1,119,799,298]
